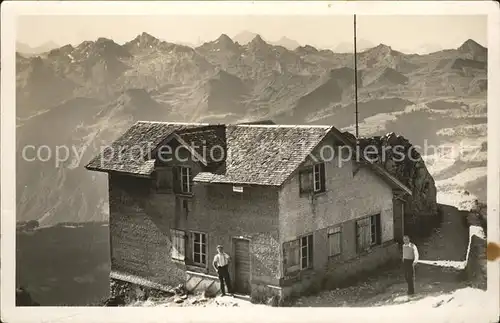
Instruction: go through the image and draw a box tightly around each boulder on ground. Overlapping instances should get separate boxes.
[203,288,217,298]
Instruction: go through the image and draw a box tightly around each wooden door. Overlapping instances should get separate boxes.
[233,238,251,294]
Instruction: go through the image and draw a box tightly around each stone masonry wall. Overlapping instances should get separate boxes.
[323,241,400,288]
[465,234,487,290]
[190,183,281,285]
[108,173,186,287]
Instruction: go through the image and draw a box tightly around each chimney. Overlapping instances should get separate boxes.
[207,124,227,175]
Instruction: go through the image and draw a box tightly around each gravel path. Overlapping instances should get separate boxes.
[294,205,472,307]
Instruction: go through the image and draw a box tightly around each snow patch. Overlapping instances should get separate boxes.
[436,190,479,211]
[435,167,487,190]
[421,154,456,176]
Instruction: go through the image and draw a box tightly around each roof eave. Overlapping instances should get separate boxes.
[329,128,412,196]
[277,126,335,187]
[370,164,412,196]
[193,178,281,187]
[84,165,153,178]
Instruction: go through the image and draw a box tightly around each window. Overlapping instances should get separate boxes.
[156,168,173,191]
[191,232,207,266]
[356,214,381,252]
[313,163,325,193]
[283,234,313,274]
[299,163,325,195]
[301,234,314,269]
[180,167,192,194]
[328,226,342,257]
[171,229,186,261]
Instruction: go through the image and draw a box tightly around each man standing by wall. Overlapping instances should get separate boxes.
[213,245,233,296]
[402,235,419,295]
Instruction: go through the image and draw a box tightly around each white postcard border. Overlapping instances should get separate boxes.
[2,1,499,322]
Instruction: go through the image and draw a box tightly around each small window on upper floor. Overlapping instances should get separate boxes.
[172,166,193,195]
[299,162,326,195]
[180,166,193,194]
[313,163,326,193]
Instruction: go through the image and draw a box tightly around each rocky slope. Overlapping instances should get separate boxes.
[347,132,438,235]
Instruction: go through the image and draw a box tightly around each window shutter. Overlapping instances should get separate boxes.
[307,235,313,267]
[299,167,313,194]
[152,171,158,189]
[187,167,193,193]
[373,214,382,245]
[356,218,371,252]
[356,221,362,252]
[156,168,173,191]
[283,240,300,274]
[328,226,342,256]
[179,232,186,260]
[172,167,180,193]
[171,229,185,261]
[319,163,326,191]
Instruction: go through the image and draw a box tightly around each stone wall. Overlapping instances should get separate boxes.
[191,183,282,284]
[250,283,283,306]
[280,241,399,298]
[185,271,220,295]
[108,171,282,296]
[106,276,174,306]
[465,234,487,290]
[108,173,187,287]
[324,241,400,287]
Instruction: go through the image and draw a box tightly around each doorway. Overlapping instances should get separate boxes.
[232,238,251,294]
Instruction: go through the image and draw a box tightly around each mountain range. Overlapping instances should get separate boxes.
[15,31,487,306]
[16,41,61,56]
[15,32,487,226]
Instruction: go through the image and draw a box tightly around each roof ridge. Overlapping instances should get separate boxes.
[234,124,333,128]
[135,121,209,126]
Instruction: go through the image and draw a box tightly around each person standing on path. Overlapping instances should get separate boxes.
[213,245,233,297]
[402,235,419,295]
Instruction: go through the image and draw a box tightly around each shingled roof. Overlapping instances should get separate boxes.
[85,121,411,194]
[85,122,207,175]
[194,124,333,186]
[85,121,332,185]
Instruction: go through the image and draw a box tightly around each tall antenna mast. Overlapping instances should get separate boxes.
[354,14,359,139]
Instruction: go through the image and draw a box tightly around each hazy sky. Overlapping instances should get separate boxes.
[17,15,487,52]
